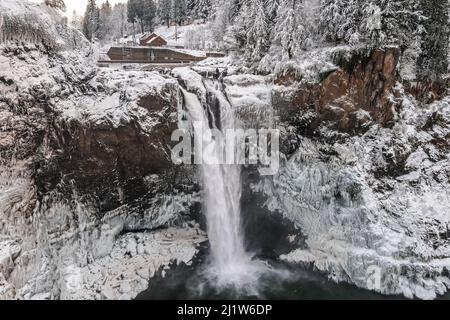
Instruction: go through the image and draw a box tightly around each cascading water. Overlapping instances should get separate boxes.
[179,81,268,291]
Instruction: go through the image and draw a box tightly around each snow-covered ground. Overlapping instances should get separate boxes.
[154,23,220,51]
[113,23,222,52]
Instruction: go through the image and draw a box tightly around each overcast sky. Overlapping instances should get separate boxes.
[29,0,126,18]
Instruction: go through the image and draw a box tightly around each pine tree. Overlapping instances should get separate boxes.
[417,0,449,80]
[143,0,157,31]
[128,0,157,33]
[318,0,362,44]
[234,0,272,67]
[360,0,422,48]
[111,3,130,38]
[44,0,66,11]
[273,0,309,60]
[191,0,213,21]
[82,0,100,41]
[159,0,172,27]
[187,0,196,15]
[71,10,83,30]
[318,0,423,48]
[97,1,112,40]
[211,0,234,43]
[172,0,188,25]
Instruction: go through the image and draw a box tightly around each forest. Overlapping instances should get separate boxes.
[40,0,449,80]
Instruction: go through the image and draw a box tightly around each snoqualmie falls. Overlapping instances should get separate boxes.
[2,0,450,301]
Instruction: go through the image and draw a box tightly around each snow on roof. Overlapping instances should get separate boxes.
[145,35,167,45]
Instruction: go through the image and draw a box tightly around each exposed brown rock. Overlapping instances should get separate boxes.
[33,89,181,213]
[276,48,401,135]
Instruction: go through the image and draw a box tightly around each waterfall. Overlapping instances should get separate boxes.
[180,82,267,291]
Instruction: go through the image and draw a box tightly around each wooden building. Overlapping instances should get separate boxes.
[107,47,206,63]
[206,52,226,58]
[139,33,167,47]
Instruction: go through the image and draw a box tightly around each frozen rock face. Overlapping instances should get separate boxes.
[44,227,205,300]
[254,48,450,299]
[0,0,88,51]
[0,1,202,300]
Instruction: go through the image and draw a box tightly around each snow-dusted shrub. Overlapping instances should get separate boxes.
[184,25,208,50]
[0,0,89,51]
[0,13,58,49]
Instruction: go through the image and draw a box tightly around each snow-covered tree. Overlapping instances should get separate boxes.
[189,0,213,21]
[71,10,83,31]
[210,0,233,45]
[128,0,157,33]
[273,0,310,60]
[82,0,100,41]
[234,0,273,67]
[97,0,113,40]
[111,3,132,38]
[44,0,66,11]
[143,0,157,31]
[171,0,188,25]
[361,0,422,48]
[159,0,172,27]
[318,0,362,44]
[318,0,423,48]
[417,0,449,80]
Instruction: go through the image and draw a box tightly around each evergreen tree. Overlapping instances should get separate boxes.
[82,0,100,41]
[159,0,172,27]
[98,0,113,40]
[190,0,213,21]
[187,0,196,15]
[273,0,309,60]
[171,0,188,25]
[361,0,422,48]
[318,0,423,48]
[318,0,362,44]
[111,3,131,38]
[234,0,272,67]
[211,0,234,43]
[143,0,157,31]
[128,0,157,33]
[71,10,83,30]
[417,0,449,80]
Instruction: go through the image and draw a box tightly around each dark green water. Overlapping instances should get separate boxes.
[136,246,410,300]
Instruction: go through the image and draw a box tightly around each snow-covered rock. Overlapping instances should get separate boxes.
[0,1,202,300]
[261,97,450,300]
[0,0,88,51]
[54,227,205,300]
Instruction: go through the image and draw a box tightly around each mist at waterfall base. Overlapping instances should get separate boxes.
[175,85,280,296]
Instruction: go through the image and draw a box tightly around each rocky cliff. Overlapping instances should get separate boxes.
[0,1,204,300]
[1,0,449,301]
[255,47,450,300]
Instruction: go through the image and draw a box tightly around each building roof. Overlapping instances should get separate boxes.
[140,33,167,45]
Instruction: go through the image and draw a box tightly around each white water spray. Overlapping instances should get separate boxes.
[180,83,268,290]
